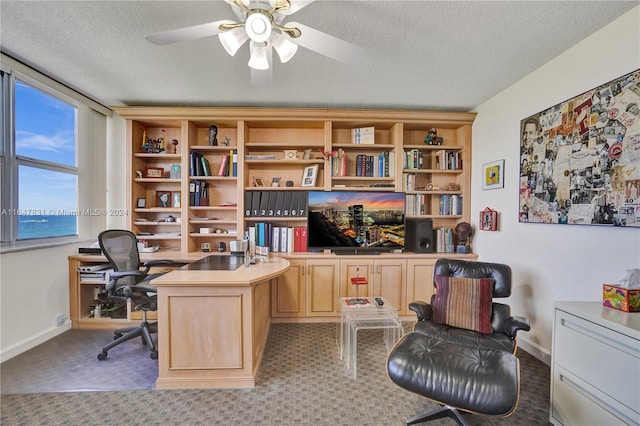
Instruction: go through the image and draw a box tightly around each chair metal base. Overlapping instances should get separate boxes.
[97,311,158,360]
[406,405,468,426]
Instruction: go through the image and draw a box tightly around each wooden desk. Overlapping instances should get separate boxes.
[68,252,209,329]
[152,256,290,389]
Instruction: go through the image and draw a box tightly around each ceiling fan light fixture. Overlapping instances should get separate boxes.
[248,42,270,70]
[218,27,249,56]
[271,31,298,63]
[245,12,272,43]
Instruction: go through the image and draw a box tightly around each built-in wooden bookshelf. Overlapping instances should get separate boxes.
[116,107,475,253]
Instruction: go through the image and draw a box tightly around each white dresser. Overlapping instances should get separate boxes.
[551,301,640,425]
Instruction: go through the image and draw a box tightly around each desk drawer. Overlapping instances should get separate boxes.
[554,309,640,413]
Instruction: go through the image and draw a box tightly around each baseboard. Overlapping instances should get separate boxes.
[0,320,71,363]
[517,336,551,366]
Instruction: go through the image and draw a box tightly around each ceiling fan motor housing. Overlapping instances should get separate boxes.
[245,11,272,42]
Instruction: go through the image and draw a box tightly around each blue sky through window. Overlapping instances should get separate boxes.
[15,81,77,212]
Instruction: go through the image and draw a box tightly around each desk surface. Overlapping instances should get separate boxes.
[153,256,290,287]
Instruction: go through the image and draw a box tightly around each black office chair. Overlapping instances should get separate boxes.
[97,229,178,360]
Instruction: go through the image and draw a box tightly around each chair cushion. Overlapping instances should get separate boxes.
[386,332,520,416]
[413,320,516,353]
[432,275,493,334]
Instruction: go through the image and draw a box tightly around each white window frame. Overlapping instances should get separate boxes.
[0,55,111,252]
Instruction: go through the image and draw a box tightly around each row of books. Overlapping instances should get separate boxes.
[439,195,463,215]
[248,223,308,253]
[189,180,209,206]
[435,149,462,171]
[403,173,420,191]
[189,150,238,177]
[405,194,426,215]
[330,149,396,177]
[404,149,425,170]
[435,227,455,253]
[244,191,308,218]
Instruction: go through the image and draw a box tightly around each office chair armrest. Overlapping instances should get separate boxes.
[140,259,186,274]
[109,270,145,280]
[503,316,531,338]
[105,270,145,292]
[408,301,434,321]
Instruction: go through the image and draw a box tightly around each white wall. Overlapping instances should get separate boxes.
[0,104,107,362]
[471,7,640,363]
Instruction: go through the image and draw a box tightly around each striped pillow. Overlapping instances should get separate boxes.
[432,275,493,334]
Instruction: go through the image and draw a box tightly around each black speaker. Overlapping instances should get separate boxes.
[405,218,434,253]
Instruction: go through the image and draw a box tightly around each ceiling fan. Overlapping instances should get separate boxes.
[145,0,364,83]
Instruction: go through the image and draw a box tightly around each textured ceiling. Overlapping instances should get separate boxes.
[1,1,638,111]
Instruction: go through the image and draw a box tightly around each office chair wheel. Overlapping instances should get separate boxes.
[150,351,158,360]
[97,351,108,360]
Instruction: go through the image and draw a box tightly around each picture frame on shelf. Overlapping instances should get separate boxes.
[253,176,265,187]
[271,177,281,187]
[156,191,171,208]
[302,164,319,187]
[482,160,504,190]
[144,167,164,178]
[136,198,146,209]
[172,191,181,208]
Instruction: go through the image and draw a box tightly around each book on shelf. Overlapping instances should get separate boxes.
[200,156,212,176]
[218,154,229,176]
[351,126,375,144]
[436,227,454,253]
[435,149,462,170]
[190,180,209,206]
[438,194,462,215]
[231,150,238,177]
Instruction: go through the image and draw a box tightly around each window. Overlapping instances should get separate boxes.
[1,69,80,246]
[1,55,110,251]
[15,81,78,239]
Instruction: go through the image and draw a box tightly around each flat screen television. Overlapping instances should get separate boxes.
[307,191,405,254]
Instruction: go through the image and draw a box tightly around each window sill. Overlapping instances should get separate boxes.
[0,236,94,254]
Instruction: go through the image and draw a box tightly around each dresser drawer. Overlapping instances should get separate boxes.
[554,309,640,414]
[551,365,636,425]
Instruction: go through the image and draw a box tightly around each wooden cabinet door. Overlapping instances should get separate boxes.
[340,259,374,298]
[406,259,435,307]
[306,259,340,316]
[372,259,406,314]
[271,259,306,317]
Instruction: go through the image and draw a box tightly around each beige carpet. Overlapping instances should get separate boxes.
[1,322,551,425]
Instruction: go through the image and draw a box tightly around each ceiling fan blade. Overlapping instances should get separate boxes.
[225,0,251,14]
[288,22,365,64]
[277,0,316,16]
[145,20,235,45]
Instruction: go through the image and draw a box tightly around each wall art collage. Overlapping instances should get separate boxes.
[519,69,640,227]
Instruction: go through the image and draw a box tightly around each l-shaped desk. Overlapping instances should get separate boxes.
[151,255,289,389]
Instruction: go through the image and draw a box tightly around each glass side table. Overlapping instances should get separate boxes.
[338,297,404,378]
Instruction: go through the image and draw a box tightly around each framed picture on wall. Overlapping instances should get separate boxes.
[482,160,504,190]
[518,68,640,226]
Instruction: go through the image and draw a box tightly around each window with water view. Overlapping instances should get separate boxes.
[14,80,78,239]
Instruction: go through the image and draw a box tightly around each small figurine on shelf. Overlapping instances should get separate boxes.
[222,136,231,146]
[209,125,218,146]
[166,139,179,154]
[424,128,444,145]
